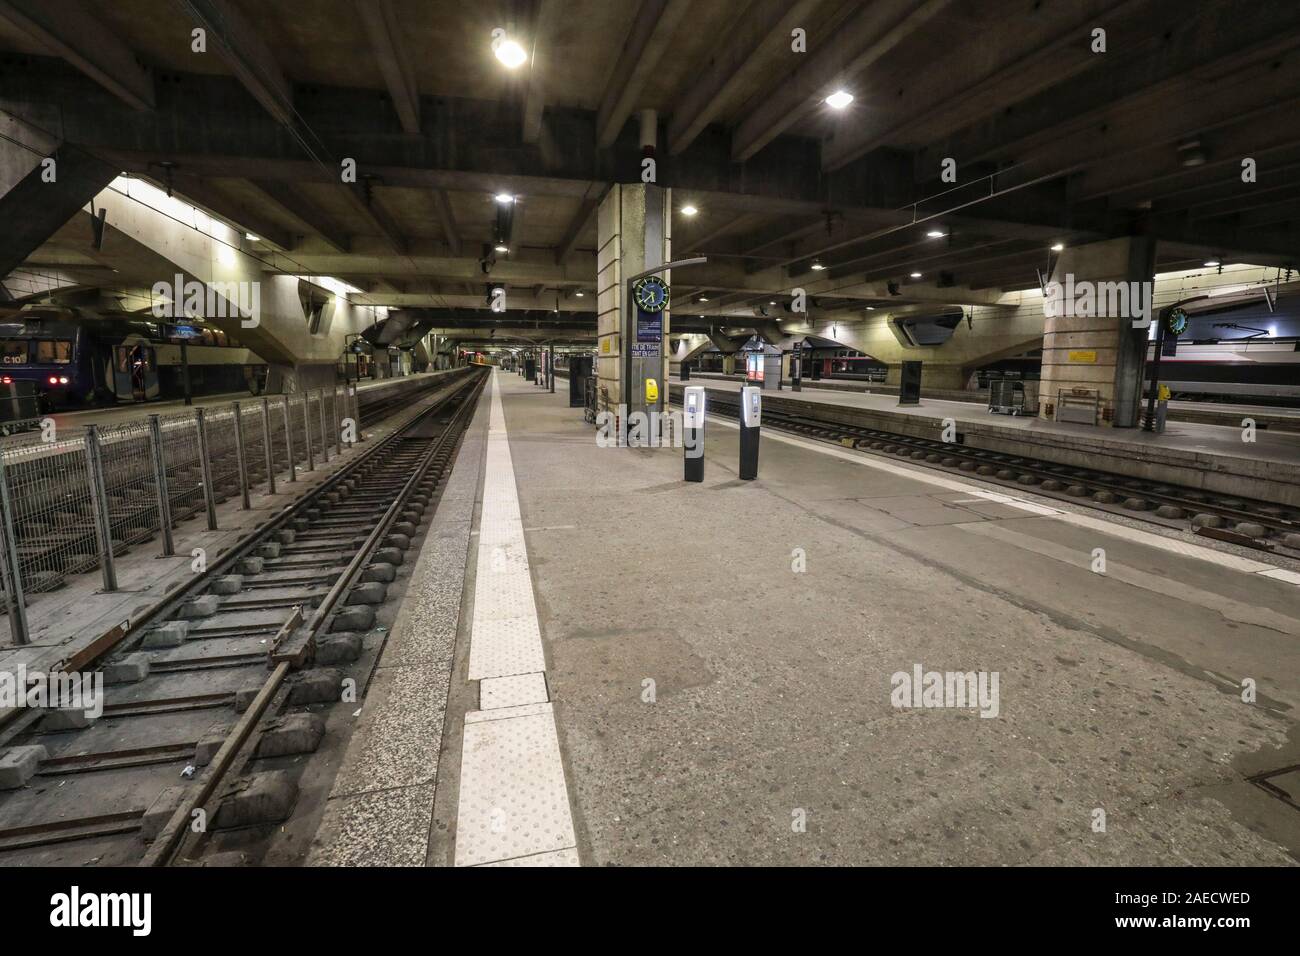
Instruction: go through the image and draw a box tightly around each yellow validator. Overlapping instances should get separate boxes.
[645,378,659,403]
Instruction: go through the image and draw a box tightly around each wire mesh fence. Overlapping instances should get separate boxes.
[0,374,448,645]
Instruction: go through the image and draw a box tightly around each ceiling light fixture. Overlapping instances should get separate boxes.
[825,90,854,110]
[910,271,922,279]
[1204,258,1221,267]
[1051,243,1064,252]
[494,38,527,69]
[810,258,826,271]
[926,229,945,238]
[494,244,509,253]
[575,291,585,297]
[494,193,516,204]
[245,232,260,241]
[680,204,698,216]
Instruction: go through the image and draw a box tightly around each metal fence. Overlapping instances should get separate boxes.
[0,384,367,647]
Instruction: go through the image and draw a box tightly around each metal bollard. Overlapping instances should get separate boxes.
[147,414,175,555]
[194,408,218,530]
[232,401,250,509]
[332,385,342,457]
[317,388,330,462]
[0,452,29,644]
[260,397,276,495]
[302,392,314,471]
[83,424,118,591]
[282,395,297,482]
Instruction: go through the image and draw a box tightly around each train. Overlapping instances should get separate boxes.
[0,306,268,411]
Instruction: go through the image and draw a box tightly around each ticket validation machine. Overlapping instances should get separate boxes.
[739,385,761,480]
[683,385,706,482]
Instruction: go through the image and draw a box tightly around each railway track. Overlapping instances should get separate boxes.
[688,393,1300,558]
[0,368,487,866]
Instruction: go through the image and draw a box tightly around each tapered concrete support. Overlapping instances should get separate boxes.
[1037,237,1156,428]
[0,132,116,279]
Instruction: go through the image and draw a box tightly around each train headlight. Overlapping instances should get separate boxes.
[48,375,58,385]
[58,376,68,384]
[1,376,10,385]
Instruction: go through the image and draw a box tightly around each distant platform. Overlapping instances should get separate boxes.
[670,376,1300,508]
[3,372,446,438]
[678,371,1300,432]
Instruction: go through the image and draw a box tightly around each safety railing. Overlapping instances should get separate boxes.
[0,381,393,647]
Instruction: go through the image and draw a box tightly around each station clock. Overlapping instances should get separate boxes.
[633,276,670,313]
[1164,307,1189,336]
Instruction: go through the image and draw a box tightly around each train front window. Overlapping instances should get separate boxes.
[34,340,73,364]
[1,341,27,365]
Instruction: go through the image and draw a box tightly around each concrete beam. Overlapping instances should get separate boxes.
[556,193,599,265]
[176,0,295,126]
[339,182,407,255]
[0,0,154,110]
[595,0,692,147]
[666,0,820,156]
[171,175,295,250]
[354,0,420,135]
[521,0,563,144]
[730,0,954,162]
[247,179,350,252]
[431,189,461,256]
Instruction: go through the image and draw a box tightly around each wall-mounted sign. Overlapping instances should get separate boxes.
[632,276,670,313]
[601,338,612,353]
[1068,350,1097,363]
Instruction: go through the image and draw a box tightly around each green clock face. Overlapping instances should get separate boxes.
[633,276,670,313]
[1165,307,1188,336]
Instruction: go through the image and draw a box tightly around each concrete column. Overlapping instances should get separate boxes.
[722,354,735,375]
[1038,237,1155,427]
[595,183,671,416]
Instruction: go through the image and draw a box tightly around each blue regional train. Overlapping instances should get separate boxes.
[0,306,267,411]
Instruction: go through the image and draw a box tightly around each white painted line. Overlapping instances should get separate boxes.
[480,672,549,709]
[707,415,1300,585]
[455,372,579,867]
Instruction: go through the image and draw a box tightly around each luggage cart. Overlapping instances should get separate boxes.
[987,379,1037,416]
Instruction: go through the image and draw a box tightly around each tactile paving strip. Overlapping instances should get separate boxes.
[454,708,576,866]
[480,672,549,709]
[455,373,578,866]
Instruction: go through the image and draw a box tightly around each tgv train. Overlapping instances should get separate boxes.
[1142,291,1300,404]
[0,307,267,410]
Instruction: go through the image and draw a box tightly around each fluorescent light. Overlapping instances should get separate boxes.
[699,296,709,302]
[810,258,826,271]
[910,271,922,279]
[494,244,509,253]
[494,193,515,204]
[245,232,260,241]
[825,90,854,110]
[1204,258,1221,267]
[680,204,698,216]
[495,38,527,69]
[575,291,584,297]
[1050,243,1064,252]
[926,229,944,238]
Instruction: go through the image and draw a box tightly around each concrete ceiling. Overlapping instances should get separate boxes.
[1,0,1298,343]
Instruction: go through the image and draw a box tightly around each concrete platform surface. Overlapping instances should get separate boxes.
[670,376,1300,509]
[491,370,1300,865]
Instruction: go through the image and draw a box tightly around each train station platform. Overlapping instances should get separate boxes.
[670,376,1300,510]
[317,369,1300,866]
[681,371,1300,434]
[4,372,443,442]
